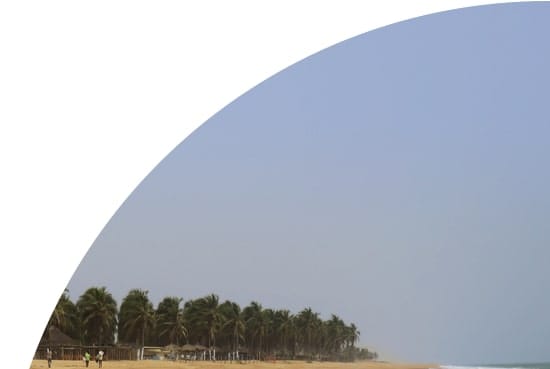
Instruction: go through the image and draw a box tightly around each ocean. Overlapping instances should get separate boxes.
[441,364,550,369]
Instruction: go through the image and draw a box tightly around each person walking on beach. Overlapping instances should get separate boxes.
[84,351,91,367]
[96,350,104,368]
[46,348,53,368]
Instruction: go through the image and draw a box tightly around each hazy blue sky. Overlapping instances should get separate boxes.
[67,2,550,364]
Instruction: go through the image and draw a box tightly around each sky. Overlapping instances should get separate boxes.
[66,2,550,365]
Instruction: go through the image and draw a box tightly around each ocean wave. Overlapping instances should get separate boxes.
[441,365,542,369]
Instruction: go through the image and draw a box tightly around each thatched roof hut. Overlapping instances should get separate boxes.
[164,344,181,352]
[180,344,197,352]
[40,326,79,346]
[194,344,207,351]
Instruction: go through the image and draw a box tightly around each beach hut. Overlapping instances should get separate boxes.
[37,326,80,360]
[163,344,181,360]
[41,326,79,346]
[180,344,196,361]
[180,344,196,352]
[194,344,207,360]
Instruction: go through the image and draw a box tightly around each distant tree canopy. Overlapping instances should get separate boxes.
[43,287,378,362]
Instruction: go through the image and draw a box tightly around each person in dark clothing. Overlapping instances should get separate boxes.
[46,348,53,368]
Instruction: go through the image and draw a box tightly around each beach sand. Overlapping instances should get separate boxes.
[29,360,438,369]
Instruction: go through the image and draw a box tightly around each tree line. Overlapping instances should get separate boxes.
[43,287,377,362]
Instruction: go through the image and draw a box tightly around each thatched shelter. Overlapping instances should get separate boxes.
[162,344,181,360]
[180,344,197,352]
[40,326,79,346]
[164,344,180,352]
[194,344,207,351]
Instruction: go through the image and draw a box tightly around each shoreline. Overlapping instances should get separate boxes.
[30,359,440,369]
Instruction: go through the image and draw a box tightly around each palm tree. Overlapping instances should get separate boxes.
[325,314,345,357]
[346,323,360,348]
[243,301,271,360]
[295,307,321,360]
[343,323,360,360]
[76,287,118,345]
[182,298,201,345]
[262,308,276,355]
[274,310,294,358]
[199,294,223,360]
[156,296,187,346]
[219,300,245,358]
[43,289,79,344]
[242,302,260,357]
[118,289,155,359]
[184,294,223,360]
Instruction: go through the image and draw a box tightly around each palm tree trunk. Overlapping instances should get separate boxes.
[141,322,146,360]
[208,336,211,360]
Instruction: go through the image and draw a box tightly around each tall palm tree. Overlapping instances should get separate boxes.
[344,322,360,361]
[219,301,245,355]
[76,287,118,345]
[243,301,271,359]
[274,310,294,358]
[156,296,187,346]
[243,301,260,357]
[184,294,223,360]
[182,298,201,345]
[347,323,360,348]
[325,314,346,357]
[295,307,321,359]
[199,294,223,360]
[262,308,276,355]
[118,289,155,360]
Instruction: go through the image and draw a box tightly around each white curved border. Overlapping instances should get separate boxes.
[0,1,520,368]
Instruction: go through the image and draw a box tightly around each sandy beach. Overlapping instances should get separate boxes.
[30,360,438,369]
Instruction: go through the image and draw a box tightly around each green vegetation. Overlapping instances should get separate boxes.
[42,287,378,362]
